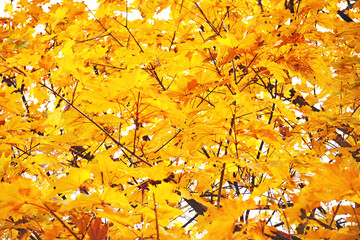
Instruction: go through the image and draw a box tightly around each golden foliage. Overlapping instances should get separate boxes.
[0,0,360,239]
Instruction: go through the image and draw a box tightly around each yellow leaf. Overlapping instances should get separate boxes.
[53,168,91,193]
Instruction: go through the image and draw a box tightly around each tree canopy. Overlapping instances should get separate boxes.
[0,0,360,239]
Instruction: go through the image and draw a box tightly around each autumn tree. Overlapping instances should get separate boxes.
[0,0,360,239]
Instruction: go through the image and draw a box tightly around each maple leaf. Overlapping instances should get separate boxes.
[88,218,108,240]
[52,168,91,193]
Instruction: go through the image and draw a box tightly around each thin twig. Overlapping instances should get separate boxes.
[329,201,342,228]
[216,141,222,157]
[44,204,80,240]
[308,215,333,229]
[282,210,292,240]
[351,104,360,117]
[80,214,96,240]
[182,213,199,228]
[196,95,215,107]
[154,129,182,153]
[39,83,152,167]
[256,103,276,160]
[257,0,264,12]
[83,2,124,47]
[133,92,141,153]
[201,147,211,158]
[77,32,110,43]
[247,53,258,69]
[112,17,144,52]
[232,61,237,83]
[90,62,125,70]
[169,31,177,51]
[179,0,185,13]
[194,2,220,35]
[32,232,42,240]
[0,55,27,76]
[217,163,226,208]
[147,64,166,90]
[112,17,168,91]
[196,87,217,108]
[15,143,41,158]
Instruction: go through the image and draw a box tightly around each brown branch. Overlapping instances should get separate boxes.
[39,83,152,167]
[184,198,207,215]
[83,3,124,47]
[179,0,185,13]
[90,62,125,70]
[351,104,360,117]
[329,201,342,228]
[337,10,353,22]
[112,17,167,91]
[76,32,110,43]
[196,95,215,107]
[15,143,40,158]
[201,147,211,158]
[257,0,264,12]
[0,55,27,77]
[133,92,141,153]
[32,231,42,240]
[181,213,199,228]
[296,0,301,15]
[231,61,237,83]
[256,103,276,160]
[334,134,352,148]
[232,112,239,159]
[169,31,177,51]
[44,204,80,240]
[282,210,293,240]
[17,83,30,114]
[194,2,220,35]
[308,215,333,229]
[246,53,258,71]
[147,65,166,91]
[112,17,144,52]
[80,214,96,240]
[196,87,218,108]
[154,129,182,153]
[217,163,226,208]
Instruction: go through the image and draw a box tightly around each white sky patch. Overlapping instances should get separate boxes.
[82,0,99,11]
[154,6,171,20]
[291,76,301,85]
[33,24,46,36]
[0,1,9,17]
[316,25,333,33]
[125,10,143,21]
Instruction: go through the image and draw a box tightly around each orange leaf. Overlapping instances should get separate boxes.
[88,218,108,240]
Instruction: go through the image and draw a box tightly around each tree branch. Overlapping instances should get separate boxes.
[217,163,226,208]
[39,83,152,167]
